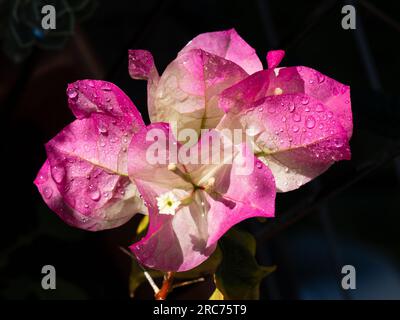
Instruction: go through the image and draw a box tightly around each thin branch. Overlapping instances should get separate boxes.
[172,277,205,290]
[119,246,159,294]
[155,272,175,300]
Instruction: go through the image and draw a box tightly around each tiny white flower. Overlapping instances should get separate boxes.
[156,191,181,215]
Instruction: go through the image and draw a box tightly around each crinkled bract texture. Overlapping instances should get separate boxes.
[34,80,147,231]
[128,123,275,271]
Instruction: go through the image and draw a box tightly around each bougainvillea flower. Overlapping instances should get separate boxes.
[217,50,353,192]
[34,80,147,231]
[128,123,275,271]
[128,29,262,136]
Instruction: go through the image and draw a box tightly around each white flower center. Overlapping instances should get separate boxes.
[156,191,181,215]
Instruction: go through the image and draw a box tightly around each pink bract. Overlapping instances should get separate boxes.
[218,50,353,192]
[128,29,262,136]
[34,80,147,231]
[127,123,275,271]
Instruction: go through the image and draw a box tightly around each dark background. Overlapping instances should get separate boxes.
[1,0,400,299]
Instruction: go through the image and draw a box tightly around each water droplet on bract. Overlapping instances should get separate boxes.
[334,139,344,148]
[101,84,112,91]
[52,166,65,184]
[293,113,301,122]
[305,106,310,112]
[284,167,289,173]
[345,99,349,104]
[88,80,95,88]
[90,189,101,201]
[327,111,333,119]
[292,126,299,133]
[98,123,108,134]
[256,161,263,169]
[317,73,325,83]
[318,124,324,129]
[268,106,276,114]
[288,102,295,113]
[306,116,316,129]
[67,88,78,99]
[315,103,324,112]
[43,187,53,199]
[301,97,309,105]
[309,79,314,84]
[84,203,89,208]
[258,107,264,112]
[281,116,286,122]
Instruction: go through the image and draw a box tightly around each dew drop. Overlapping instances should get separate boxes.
[281,116,287,122]
[256,161,263,169]
[293,113,301,122]
[315,103,324,112]
[292,125,299,133]
[101,84,112,91]
[90,189,101,201]
[317,73,325,83]
[288,102,295,113]
[98,122,108,134]
[88,80,95,88]
[43,187,53,199]
[301,96,309,105]
[67,88,78,99]
[52,166,65,184]
[306,116,316,129]
[268,106,276,114]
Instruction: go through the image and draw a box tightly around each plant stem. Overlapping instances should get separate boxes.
[155,272,175,300]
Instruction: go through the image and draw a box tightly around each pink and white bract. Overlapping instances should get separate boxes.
[35,29,353,272]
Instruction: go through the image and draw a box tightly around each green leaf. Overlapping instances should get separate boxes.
[215,228,276,300]
[209,287,224,300]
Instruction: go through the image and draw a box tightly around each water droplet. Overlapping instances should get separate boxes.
[52,166,65,184]
[281,116,287,122]
[301,96,309,105]
[256,161,263,169]
[288,102,295,113]
[345,99,349,104]
[309,79,314,84]
[67,88,78,99]
[84,203,89,208]
[99,141,106,147]
[101,84,112,91]
[88,80,95,88]
[258,107,264,112]
[292,126,299,133]
[327,111,333,119]
[98,122,108,134]
[317,73,325,83]
[284,167,289,173]
[293,113,301,122]
[89,189,101,201]
[43,187,53,199]
[334,139,344,148]
[268,106,276,114]
[315,103,324,112]
[305,106,310,112]
[306,116,316,129]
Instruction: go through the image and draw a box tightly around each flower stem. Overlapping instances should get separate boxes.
[155,272,175,300]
